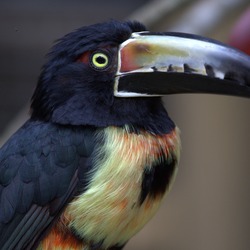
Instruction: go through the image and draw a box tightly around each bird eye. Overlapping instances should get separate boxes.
[91,52,110,70]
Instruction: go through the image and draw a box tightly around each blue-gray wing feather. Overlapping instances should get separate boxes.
[0,120,96,249]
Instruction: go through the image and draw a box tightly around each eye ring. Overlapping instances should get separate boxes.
[90,51,110,70]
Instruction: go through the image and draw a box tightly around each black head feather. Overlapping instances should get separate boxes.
[31,20,175,134]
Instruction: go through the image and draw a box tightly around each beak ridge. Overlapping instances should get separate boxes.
[114,32,250,98]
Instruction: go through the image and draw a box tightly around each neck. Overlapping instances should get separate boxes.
[49,98,174,134]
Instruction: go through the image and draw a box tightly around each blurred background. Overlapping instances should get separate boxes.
[0,0,249,249]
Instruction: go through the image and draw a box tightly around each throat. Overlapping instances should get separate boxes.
[49,95,175,134]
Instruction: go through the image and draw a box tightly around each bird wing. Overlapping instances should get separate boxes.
[0,120,96,249]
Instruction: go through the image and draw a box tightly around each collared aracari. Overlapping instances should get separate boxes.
[0,20,249,250]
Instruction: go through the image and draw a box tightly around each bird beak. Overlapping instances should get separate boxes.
[114,32,250,98]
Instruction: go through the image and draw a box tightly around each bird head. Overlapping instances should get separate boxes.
[31,20,250,133]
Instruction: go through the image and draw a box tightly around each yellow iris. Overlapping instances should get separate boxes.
[91,52,109,69]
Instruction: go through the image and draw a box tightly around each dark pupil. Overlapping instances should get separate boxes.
[96,56,106,64]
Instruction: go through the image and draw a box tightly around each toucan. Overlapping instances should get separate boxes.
[0,20,249,250]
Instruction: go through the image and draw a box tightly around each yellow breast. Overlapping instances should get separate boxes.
[64,126,181,248]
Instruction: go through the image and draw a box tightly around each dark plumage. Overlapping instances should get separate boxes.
[0,121,99,249]
[31,20,174,134]
[0,20,177,250]
[1,19,249,250]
